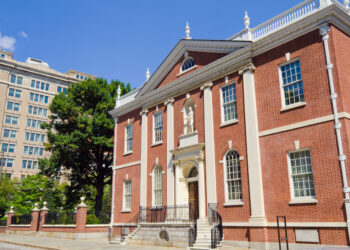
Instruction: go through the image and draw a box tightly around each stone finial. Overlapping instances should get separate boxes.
[32,203,39,211]
[244,11,250,29]
[41,201,48,211]
[8,206,14,213]
[78,197,87,207]
[146,68,150,81]
[344,0,349,9]
[185,22,191,39]
[116,85,121,108]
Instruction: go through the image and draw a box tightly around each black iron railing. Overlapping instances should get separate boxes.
[208,203,223,249]
[139,204,197,223]
[0,219,7,226]
[44,212,76,225]
[11,214,32,225]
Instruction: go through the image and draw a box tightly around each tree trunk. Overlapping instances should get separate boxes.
[94,175,104,217]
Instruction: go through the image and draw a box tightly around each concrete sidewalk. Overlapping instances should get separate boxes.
[0,233,249,250]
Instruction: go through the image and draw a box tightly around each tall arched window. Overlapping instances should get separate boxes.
[225,150,242,201]
[181,57,194,72]
[153,165,163,206]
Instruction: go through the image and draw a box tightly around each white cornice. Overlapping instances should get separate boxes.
[136,39,251,97]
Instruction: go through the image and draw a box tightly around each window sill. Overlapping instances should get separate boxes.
[123,151,133,156]
[121,209,131,213]
[220,119,238,128]
[280,102,306,112]
[151,141,163,147]
[177,65,197,77]
[224,200,244,207]
[289,198,317,205]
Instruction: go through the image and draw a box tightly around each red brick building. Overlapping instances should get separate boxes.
[109,0,350,248]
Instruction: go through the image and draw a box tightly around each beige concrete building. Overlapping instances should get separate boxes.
[0,49,95,181]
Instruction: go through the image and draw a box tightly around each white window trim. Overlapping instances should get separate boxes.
[152,165,163,207]
[124,124,133,154]
[152,111,163,145]
[179,57,196,74]
[278,58,306,109]
[223,149,243,205]
[122,180,132,212]
[220,82,238,126]
[287,148,317,204]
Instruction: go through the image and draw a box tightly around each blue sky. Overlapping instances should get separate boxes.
[1,0,302,89]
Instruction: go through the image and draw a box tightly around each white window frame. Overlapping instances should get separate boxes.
[124,124,133,154]
[220,82,238,126]
[153,111,163,144]
[152,165,163,207]
[180,57,195,74]
[287,148,317,204]
[278,58,306,109]
[122,180,132,212]
[223,149,243,206]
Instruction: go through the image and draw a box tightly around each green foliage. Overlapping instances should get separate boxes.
[39,78,130,216]
[10,174,64,215]
[0,176,16,218]
[86,214,100,224]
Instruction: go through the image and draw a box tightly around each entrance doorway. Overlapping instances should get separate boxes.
[187,167,199,219]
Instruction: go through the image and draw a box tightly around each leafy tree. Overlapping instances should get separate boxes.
[40,78,130,216]
[10,174,64,215]
[0,176,16,218]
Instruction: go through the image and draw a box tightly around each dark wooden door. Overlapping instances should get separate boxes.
[188,181,199,219]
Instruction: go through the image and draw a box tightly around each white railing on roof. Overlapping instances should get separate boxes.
[252,0,320,40]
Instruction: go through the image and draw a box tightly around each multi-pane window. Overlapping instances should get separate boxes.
[153,112,163,143]
[0,158,14,167]
[221,84,237,122]
[57,86,67,94]
[153,165,163,206]
[280,60,305,106]
[22,160,38,169]
[8,88,21,98]
[10,74,23,85]
[123,180,132,210]
[28,105,48,116]
[3,129,16,139]
[125,125,133,153]
[225,150,242,201]
[288,149,315,199]
[25,132,45,142]
[26,119,44,129]
[29,93,49,104]
[31,80,50,92]
[23,146,44,156]
[1,143,15,153]
[4,115,18,125]
[181,58,195,72]
[7,102,20,112]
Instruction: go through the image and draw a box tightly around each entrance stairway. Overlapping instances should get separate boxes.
[190,218,223,250]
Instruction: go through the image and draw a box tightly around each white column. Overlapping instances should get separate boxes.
[197,157,206,219]
[110,117,118,228]
[140,109,148,208]
[165,98,175,206]
[174,160,182,205]
[200,82,217,205]
[239,63,267,224]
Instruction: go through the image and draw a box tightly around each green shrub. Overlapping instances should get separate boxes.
[86,214,99,224]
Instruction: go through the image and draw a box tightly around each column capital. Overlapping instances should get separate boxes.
[172,160,180,166]
[164,97,175,106]
[200,81,213,91]
[140,108,148,116]
[239,63,256,75]
[320,24,330,39]
[8,206,14,214]
[195,153,205,162]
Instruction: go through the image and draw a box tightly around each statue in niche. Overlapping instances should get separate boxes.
[184,100,194,134]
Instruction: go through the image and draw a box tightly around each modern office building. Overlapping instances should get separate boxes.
[0,50,95,181]
[110,0,350,248]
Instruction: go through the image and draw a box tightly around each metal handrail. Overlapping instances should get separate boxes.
[208,203,223,249]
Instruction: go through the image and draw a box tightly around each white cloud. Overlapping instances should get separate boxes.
[0,33,16,51]
[19,31,28,39]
